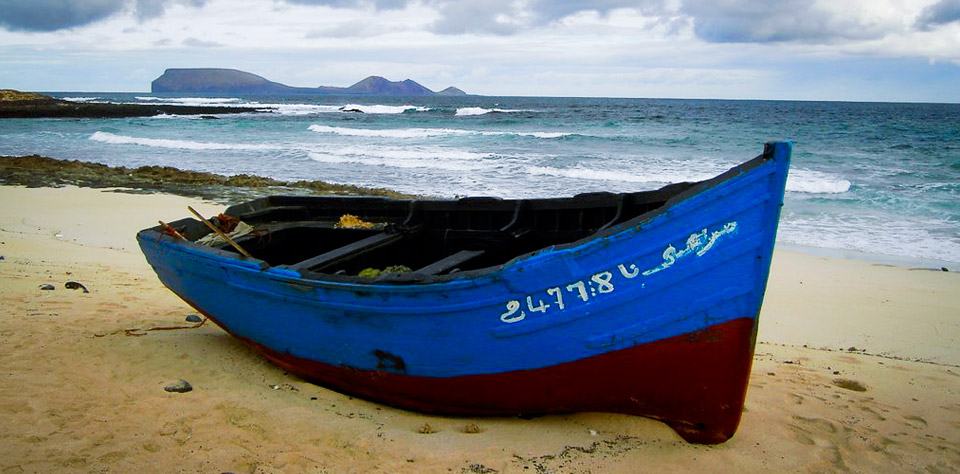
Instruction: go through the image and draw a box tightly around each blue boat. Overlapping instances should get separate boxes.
[138,141,791,444]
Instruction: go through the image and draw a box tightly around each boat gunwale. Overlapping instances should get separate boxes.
[137,142,785,288]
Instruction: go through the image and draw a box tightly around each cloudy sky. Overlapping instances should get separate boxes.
[1,0,958,102]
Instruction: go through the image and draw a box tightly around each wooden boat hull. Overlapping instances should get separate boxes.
[137,142,791,444]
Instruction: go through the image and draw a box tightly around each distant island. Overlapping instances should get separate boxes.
[152,68,468,97]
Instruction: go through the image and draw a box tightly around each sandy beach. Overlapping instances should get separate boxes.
[1,184,958,473]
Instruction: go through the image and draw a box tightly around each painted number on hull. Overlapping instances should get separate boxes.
[499,221,738,324]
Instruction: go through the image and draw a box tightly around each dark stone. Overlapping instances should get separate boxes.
[64,281,89,293]
[185,314,203,323]
[164,380,193,393]
[0,99,259,119]
[39,284,55,290]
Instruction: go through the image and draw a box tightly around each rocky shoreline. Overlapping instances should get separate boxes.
[0,155,416,203]
[0,89,259,119]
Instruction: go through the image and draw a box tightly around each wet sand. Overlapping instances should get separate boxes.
[1,184,958,473]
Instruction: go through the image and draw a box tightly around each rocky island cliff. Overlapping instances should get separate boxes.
[152,68,468,96]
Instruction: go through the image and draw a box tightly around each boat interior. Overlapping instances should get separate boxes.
[164,182,697,280]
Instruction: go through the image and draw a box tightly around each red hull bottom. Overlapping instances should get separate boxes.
[199,309,756,444]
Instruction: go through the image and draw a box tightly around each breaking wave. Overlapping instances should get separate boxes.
[338,104,431,114]
[786,169,851,194]
[260,104,344,115]
[307,125,572,139]
[134,96,243,106]
[307,146,496,171]
[455,107,532,116]
[89,131,280,151]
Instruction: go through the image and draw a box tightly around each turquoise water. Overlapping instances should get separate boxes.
[1,94,958,264]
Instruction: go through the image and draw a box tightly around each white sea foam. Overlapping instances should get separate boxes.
[529,163,851,194]
[257,104,343,115]
[786,169,851,194]
[136,96,241,103]
[513,131,571,138]
[308,125,465,139]
[134,96,243,106]
[61,97,100,103]
[338,104,430,114]
[778,212,960,265]
[307,125,573,139]
[455,107,530,116]
[526,164,852,194]
[525,165,720,186]
[89,131,280,151]
[307,146,495,171]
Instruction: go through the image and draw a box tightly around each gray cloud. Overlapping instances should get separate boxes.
[680,0,890,43]
[422,0,911,44]
[429,0,522,35]
[134,0,207,21]
[915,0,960,31]
[0,0,207,32]
[282,0,408,9]
[182,37,222,47]
[279,0,667,35]
[306,21,370,38]
[2,0,935,46]
[525,0,667,23]
[0,0,126,31]
[426,0,668,35]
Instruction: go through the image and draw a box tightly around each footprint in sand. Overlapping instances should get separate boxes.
[859,405,887,422]
[902,415,928,429]
[158,420,193,445]
[788,416,839,449]
[787,393,804,405]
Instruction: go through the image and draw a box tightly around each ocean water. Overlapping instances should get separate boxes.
[1,93,958,264]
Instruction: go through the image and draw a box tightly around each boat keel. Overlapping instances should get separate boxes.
[196,307,755,444]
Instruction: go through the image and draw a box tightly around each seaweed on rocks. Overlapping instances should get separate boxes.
[0,89,259,119]
[0,155,418,203]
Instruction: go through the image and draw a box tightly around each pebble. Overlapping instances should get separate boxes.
[64,281,89,293]
[164,380,193,393]
[39,284,55,290]
[185,314,203,323]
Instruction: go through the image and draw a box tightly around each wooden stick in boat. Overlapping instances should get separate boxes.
[186,206,254,259]
[158,220,186,239]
